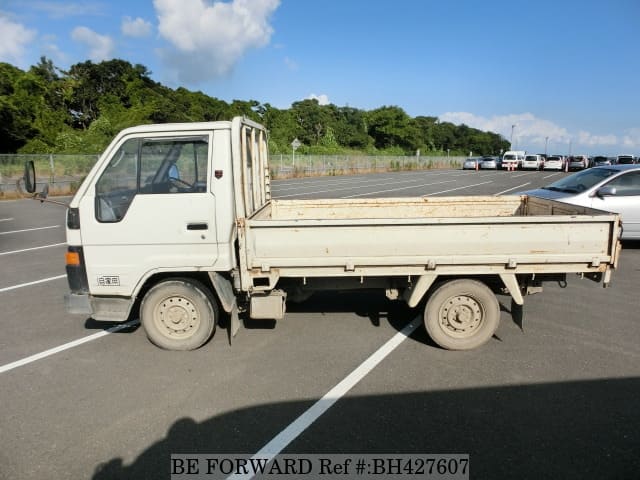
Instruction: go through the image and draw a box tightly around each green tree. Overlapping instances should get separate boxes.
[365,106,414,151]
[0,57,512,156]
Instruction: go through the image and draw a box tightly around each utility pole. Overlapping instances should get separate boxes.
[545,136,549,156]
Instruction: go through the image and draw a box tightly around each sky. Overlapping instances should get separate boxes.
[1,0,639,155]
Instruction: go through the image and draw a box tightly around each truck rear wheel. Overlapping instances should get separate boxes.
[424,279,500,350]
[140,278,217,350]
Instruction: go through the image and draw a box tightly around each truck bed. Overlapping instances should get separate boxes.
[240,195,621,283]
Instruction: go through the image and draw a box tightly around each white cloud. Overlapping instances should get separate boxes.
[0,16,36,65]
[32,2,105,19]
[41,36,69,64]
[284,56,298,70]
[153,0,280,82]
[121,16,152,37]
[307,93,330,105]
[622,128,640,150]
[439,111,627,153]
[576,130,617,147]
[71,26,114,61]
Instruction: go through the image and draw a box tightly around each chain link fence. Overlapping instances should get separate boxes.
[0,153,465,198]
[269,154,465,178]
[0,154,99,197]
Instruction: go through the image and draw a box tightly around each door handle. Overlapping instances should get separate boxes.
[187,222,208,230]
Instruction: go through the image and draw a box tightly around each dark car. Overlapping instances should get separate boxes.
[616,155,636,165]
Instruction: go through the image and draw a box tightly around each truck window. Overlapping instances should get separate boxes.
[139,137,208,194]
[95,138,139,222]
[95,136,209,222]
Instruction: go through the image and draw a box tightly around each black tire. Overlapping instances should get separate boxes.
[424,279,500,350]
[140,278,217,350]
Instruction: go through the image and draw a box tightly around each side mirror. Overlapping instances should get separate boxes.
[23,161,36,193]
[595,185,617,198]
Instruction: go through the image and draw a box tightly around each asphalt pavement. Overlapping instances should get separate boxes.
[1,168,639,480]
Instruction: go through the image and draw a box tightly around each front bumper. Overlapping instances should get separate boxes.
[64,293,135,321]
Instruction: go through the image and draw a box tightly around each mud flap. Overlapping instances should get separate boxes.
[500,273,525,332]
[228,301,240,345]
[511,298,524,332]
[207,272,241,344]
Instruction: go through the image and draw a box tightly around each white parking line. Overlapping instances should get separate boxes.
[493,183,531,195]
[0,274,67,293]
[0,225,61,235]
[229,320,420,478]
[275,176,452,198]
[341,180,456,198]
[543,173,561,179]
[0,242,66,256]
[423,181,493,196]
[0,218,14,222]
[0,320,139,374]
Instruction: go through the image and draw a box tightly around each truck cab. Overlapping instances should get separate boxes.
[64,118,269,344]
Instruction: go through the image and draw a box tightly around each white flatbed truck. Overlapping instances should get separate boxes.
[26,117,622,350]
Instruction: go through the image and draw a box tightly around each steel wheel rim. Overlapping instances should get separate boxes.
[154,295,200,338]
[438,294,484,338]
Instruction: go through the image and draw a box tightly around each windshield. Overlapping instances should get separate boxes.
[543,168,619,193]
[525,156,537,161]
[547,156,561,162]
[504,155,515,160]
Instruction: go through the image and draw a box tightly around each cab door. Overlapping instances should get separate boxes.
[78,132,219,297]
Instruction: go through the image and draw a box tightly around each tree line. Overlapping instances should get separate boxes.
[0,57,509,156]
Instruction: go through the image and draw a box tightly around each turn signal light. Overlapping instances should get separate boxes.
[65,251,81,266]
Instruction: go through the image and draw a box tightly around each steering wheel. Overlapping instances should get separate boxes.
[575,183,586,192]
[168,176,193,191]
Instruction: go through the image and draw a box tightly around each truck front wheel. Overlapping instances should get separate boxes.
[140,278,217,350]
[424,279,500,350]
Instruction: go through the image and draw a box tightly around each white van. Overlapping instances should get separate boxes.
[544,155,565,170]
[523,154,544,170]
[502,150,526,170]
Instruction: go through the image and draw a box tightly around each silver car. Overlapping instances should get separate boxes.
[522,165,640,239]
[463,158,482,170]
[480,156,499,169]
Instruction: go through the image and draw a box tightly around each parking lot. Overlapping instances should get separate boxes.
[1,168,639,480]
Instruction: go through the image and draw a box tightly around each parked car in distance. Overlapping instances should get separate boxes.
[463,157,482,170]
[568,155,589,170]
[502,150,526,170]
[521,165,640,239]
[543,155,565,170]
[592,156,611,166]
[523,154,544,170]
[616,155,636,164]
[480,156,500,169]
